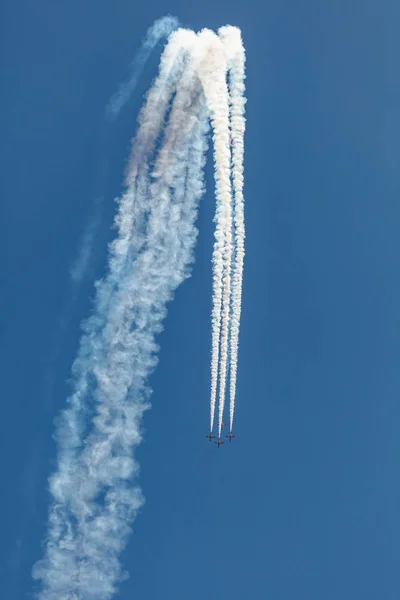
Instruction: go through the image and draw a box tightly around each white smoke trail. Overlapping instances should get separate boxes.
[197,30,232,437]
[32,24,245,599]
[218,27,246,433]
[106,15,179,118]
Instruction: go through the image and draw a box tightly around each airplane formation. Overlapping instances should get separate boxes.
[206,423,235,448]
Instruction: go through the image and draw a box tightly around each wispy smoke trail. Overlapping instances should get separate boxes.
[70,17,181,288]
[106,15,180,119]
[69,196,104,287]
[33,23,246,599]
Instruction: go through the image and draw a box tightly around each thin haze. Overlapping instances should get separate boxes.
[105,15,179,119]
[32,20,246,599]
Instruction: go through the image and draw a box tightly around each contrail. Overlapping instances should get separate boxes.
[219,26,246,433]
[32,23,245,599]
[106,15,179,118]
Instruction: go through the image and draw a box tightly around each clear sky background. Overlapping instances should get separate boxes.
[1,1,400,599]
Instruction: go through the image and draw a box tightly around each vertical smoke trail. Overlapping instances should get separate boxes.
[197,30,232,437]
[219,26,246,432]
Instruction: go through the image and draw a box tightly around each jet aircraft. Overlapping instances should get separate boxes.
[214,439,224,448]
[206,433,216,442]
[226,432,235,442]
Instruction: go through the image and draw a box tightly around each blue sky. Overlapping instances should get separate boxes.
[1,1,400,599]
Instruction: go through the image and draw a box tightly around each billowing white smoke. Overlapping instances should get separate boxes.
[32,21,245,600]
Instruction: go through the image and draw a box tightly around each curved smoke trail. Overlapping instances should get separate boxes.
[32,22,245,600]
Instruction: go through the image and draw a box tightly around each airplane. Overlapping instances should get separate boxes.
[221,423,227,428]
[206,432,216,442]
[226,432,235,442]
[214,439,224,448]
